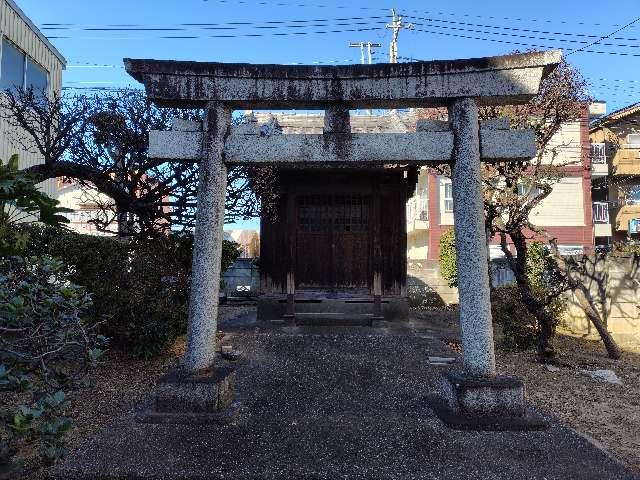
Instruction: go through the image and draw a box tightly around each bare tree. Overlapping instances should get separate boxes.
[0,88,275,237]
[478,58,621,359]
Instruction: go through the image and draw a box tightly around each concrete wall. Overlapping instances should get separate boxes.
[407,259,459,305]
[562,253,640,347]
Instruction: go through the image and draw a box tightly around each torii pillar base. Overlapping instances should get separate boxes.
[426,373,547,431]
[138,364,237,424]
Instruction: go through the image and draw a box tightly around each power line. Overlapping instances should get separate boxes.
[40,15,390,31]
[210,0,639,30]
[567,15,640,55]
[407,28,640,57]
[405,15,640,43]
[46,23,386,40]
[408,20,640,51]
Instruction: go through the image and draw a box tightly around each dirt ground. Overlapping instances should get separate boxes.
[416,308,640,472]
[1,306,246,480]
[496,331,640,472]
[3,305,639,478]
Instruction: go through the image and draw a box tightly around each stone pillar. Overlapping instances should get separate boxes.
[448,97,496,378]
[427,99,542,430]
[324,104,351,134]
[183,103,231,372]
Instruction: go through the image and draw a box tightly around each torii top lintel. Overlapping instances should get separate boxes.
[124,50,562,110]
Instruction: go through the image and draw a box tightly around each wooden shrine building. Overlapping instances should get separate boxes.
[255,112,418,321]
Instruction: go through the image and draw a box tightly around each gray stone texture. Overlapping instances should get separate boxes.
[183,103,231,372]
[124,50,562,109]
[323,104,351,133]
[155,367,236,413]
[150,119,536,164]
[441,373,526,417]
[449,97,497,377]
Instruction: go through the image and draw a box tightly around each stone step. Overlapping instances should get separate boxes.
[293,313,382,327]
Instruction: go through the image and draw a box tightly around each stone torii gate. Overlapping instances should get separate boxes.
[126,50,560,428]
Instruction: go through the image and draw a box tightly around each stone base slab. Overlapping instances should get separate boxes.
[257,294,409,321]
[441,372,526,417]
[426,394,548,431]
[139,366,236,424]
[426,372,548,431]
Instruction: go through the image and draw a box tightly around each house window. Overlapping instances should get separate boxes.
[517,183,542,199]
[0,38,48,92]
[26,57,48,91]
[590,142,606,164]
[418,188,428,220]
[0,39,25,91]
[443,183,453,212]
[627,134,640,147]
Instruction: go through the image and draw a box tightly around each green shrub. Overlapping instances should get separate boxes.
[24,227,241,359]
[490,244,566,350]
[491,285,538,349]
[438,228,457,287]
[0,255,105,467]
[0,154,71,256]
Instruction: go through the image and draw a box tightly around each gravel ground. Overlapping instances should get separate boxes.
[496,334,640,472]
[5,305,638,478]
[414,307,640,473]
[56,309,637,480]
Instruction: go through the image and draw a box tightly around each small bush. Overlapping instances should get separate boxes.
[491,285,538,350]
[24,227,240,359]
[438,228,457,287]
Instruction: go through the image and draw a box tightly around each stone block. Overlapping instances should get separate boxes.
[154,366,236,413]
[415,119,449,132]
[172,118,202,131]
[480,117,510,130]
[441,373,526,417]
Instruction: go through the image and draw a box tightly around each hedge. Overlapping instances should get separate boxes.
[24,226,240,359]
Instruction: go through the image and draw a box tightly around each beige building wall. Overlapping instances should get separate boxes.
[529,176,585,227]
[542,120,582,166]
[0,0,65,197]
[56,184,116,236]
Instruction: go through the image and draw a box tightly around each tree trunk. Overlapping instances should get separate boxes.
[573,288,622,359]
[509,231,556,361]
[549,243,622,359]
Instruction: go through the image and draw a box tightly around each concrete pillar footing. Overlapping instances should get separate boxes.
[137,364,237,424]
[427,373,548,431]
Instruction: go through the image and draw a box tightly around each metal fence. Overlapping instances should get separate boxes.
[593,201,610,224]
[221,257,260,297]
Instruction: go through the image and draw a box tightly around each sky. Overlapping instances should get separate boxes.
[18,0,640,229]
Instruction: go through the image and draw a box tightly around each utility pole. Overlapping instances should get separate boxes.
[349,42,381,115]
[385,9,414,63]
[349,41,382,65]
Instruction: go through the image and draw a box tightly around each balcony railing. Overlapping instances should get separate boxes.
[593,201,610,224]
[590,143,606,164]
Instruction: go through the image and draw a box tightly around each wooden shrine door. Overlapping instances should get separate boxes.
[295,193,371,291]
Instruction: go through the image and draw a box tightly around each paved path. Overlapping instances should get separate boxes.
[58,312,639,479]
